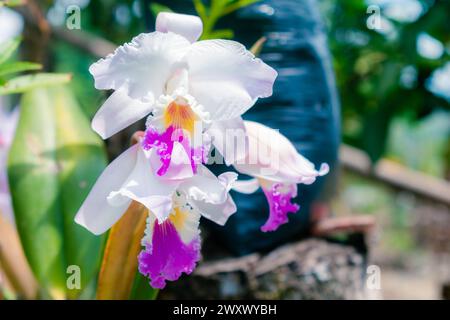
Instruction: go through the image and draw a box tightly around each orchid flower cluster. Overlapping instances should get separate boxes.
[75,13,328,289]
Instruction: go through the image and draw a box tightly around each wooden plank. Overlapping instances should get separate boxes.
[340,144,450,205]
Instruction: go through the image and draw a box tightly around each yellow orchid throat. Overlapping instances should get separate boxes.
[163,97,198,134]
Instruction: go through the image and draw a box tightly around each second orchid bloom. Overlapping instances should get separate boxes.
[75,12,328,289]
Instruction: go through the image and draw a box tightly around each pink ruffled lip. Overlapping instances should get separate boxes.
[138,220,201,289]
[260,183,300,232]
[142,125,207,177]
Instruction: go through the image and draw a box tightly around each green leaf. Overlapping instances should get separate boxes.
[7,86,107,299]
[207,29,234,39]
[193,0,208,21]
[0,37,21,65]
[130,273,159,300]
[0,73,71,96]
[222,0,261,16]
[0,62,42,77]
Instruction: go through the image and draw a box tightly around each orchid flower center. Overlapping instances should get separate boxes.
[163,97,198,135]
[169,206,189,231]
[143,94,209,177]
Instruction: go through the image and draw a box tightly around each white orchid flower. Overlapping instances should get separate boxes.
[89,12,277,178]
[0,103,19,224]
[75,138,237,288]
[232,121,329,232]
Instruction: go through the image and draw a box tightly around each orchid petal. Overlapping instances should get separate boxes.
[234,121,328,184]
[148,139,196,181]
[156,12,203,43]
[191,195,237,226]
[208,116,248,166]
[89,32,190,101]
[179,165,237,225]
[138,212,201,289]
[75,145,138,235]
[232,178,260,194]
[169,206,201,244]
[92,87,153,139]
[186,40,277,121]
[108,146,179,222]
[260,182,299,232]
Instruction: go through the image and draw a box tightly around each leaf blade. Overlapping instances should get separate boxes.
[0,62,42,77]
[0,73,71,96]
[0,37,21,65]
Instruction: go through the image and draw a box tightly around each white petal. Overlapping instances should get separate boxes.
[92,87,153,139]
[75,145,138,235]
[140,214,156,247]
[156,12,203,43]
[186,40,277,120]
[165,68,189,95]
[191,195,236,226]
[108,146,179,222]
[232,178,260,194]
[234,121,328,184]
[179,165,237,225]
[207,116,248,166]
[149,141,195,181]
[89,32,190,101]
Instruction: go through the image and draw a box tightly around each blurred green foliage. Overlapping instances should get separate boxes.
[342,173,417,253]
[387,110,450,176]
[0,37,70,95]
[7,86,107,299]
[321,0,450,168]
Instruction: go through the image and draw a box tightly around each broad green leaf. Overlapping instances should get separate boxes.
[0,62,42,77]
[0,37,21,65]
[8,86,107,299]
[0,73,71,96]
[96,201,149,300]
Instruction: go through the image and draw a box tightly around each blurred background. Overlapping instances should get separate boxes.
[0,0,449,299]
